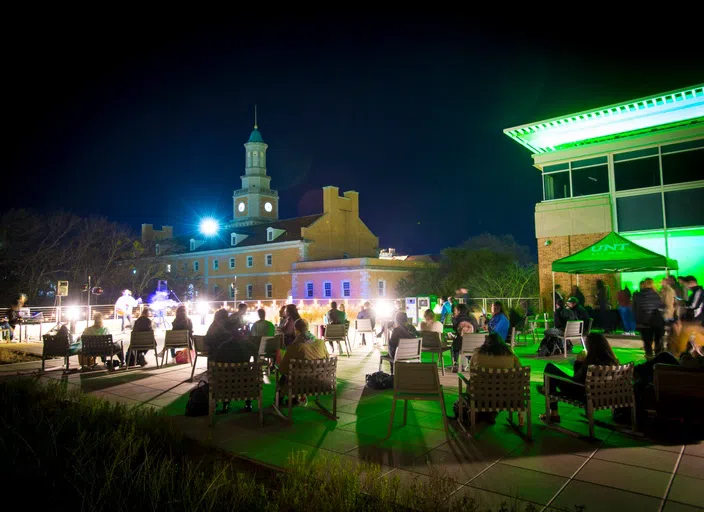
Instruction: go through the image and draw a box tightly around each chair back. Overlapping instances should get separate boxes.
[586,317,594,335]
[258,335,281,358]
[130,330,156,350]
[81,334,114,357]
[585,363,635,411]
[324,323,346,340]
[469,366,531,412]
[460,333,486,353]
[355,318,373,333]
[564,320,583,338]
[420,331,443,349]
[287,357,338,397]
[43,334,69,357]
[394,338,422,362]
[394,362,440,394]
[528,315,538,330]
[208,361,264,401]
[506,327,516,346]
[164,330,190,349]
[193,334,207,353]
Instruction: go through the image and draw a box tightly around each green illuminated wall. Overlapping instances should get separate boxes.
[620,228,704,291]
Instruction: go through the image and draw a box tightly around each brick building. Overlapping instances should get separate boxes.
[505,85,704,310]
[142,121,430,301]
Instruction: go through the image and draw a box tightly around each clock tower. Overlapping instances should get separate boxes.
[232,111,279,227]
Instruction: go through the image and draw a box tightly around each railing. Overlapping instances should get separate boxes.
[233,188,278,197]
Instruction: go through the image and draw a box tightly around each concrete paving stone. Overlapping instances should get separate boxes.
[128,388,177,403]
[502,446,588,478]
[403,446,497,485]
[683,442,704,458]
[605,431,685,454]
[676,454,704,480]
[593,444,680,473]
[104,383,155,398]
[662,499,704,511]
[345,439,434,468]
[667,475,704,508]
[574,458,671,498]
[549,480,662,512]
[449,485,540,512]
[469,462,567,505]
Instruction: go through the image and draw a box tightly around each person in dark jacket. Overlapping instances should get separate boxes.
[595,280,611,333]
[565,297,590,327]
[571,286,586,311]
[449,303,479,373]
[388,312,419,365]
[227,303,249,336]
[205,308,233,355]
[633,278,665,358]
[170,305,194,357]
[553,299,576,331]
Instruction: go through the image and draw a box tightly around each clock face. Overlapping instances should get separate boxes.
[264,201,272,212]
[238,202,246,213]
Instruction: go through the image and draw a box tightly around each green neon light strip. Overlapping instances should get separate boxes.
[504,85,704,154]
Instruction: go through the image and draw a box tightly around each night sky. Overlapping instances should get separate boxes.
[5,17,702,257]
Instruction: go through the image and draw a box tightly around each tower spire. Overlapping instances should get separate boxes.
[254,104,258,130]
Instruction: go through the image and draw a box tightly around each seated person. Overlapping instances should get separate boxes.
[420,308,443,334]
[170,305,194,357]
[356,301,376,345]
[211,323,258,414]
[539,333,619,423]
[487,301,510,341]
[57,323,81,356]
[81,312,124,367]
[565,296,590,327]
[205,308,233,355]
[278,319,328,406]
[388,312,419,365]
[250,308,275,337]
[129,307,154,366]
[553,299,576,332]
[449,304,479,373]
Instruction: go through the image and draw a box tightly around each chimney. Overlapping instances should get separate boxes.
[322,186,339,214]
[141,224,154,243]
[343,190,359,215]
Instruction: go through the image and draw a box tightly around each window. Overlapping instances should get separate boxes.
[341,281,351,298]
[155,243,160,255]
[190,240,195,251]
[571,164,609,197]
[229,284,235,299]
[193,261,199,272]
[323,281,332,298]
[614,156,661,190]
[166,264,171,273]
[305,282,314,298]
[378,280,386,297]
[246,284,253,298]
[617,194,663,231]
[662,148,704,185]
[247,256,253,267]
[213,259,219,270]
[665,188,704,228]
[267,231,273,241]
[265,254,272,266]
[229,257,235,269]
[266,283,273,298]
[543,171,570,200]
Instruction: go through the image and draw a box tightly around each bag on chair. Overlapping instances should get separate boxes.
[175,349,195,364]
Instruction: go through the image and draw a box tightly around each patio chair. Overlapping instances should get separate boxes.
[387,362,450,439]
[457,333,486,372]
[190,334,208,381]
[125,331,159,369]
[506,327,516,348]
[353,318,375,346]
[81,334,122,371]
[324,323,351,358]
[420,331,452,376]
[543,363,636,439]
[258,335,283,374]
[160,330,191,366]
[585,317,593,335]
[379,337,422,374]
[557,320,585,358]
[458,366,532,439]
[273,357,338,424]
[41,333,71,373]
[515,315,537,345]
[208,360,265,426]
[1,326,11,342]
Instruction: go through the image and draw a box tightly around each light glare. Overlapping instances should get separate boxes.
[199,218,219,236]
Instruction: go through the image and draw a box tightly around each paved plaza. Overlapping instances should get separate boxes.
[1,329,702,511]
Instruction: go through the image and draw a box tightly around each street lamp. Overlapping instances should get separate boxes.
[199,218,219,237]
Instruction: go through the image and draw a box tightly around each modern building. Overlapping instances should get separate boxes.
[142,121,430,301]
[504,84,704,310]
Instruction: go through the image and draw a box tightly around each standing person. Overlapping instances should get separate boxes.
[488,301,510,342]
[439,297,453,324]
[617,286,636,335]
[571,285,586,310]
[684,276,703,324]
[596,280,611,334]
[251,308,276,337]
[277,305,287,329]
[170,305,194,358]
[356,302,376,346]
[633,278,665,358]
[115,290,139,333]
[227,303,250,336]
[4,294,27,341]
[282,304,301,347]
[554,285,564,310]
[675,276,689,319]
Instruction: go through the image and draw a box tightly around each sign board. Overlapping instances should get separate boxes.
[57,281,69,297]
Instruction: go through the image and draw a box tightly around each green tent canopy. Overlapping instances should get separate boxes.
[551,232,678,274]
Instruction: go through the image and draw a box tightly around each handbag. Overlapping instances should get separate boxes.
[175,348,195,364]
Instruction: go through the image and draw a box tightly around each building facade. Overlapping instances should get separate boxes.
[505,85,704,310]
[142,122,428,301]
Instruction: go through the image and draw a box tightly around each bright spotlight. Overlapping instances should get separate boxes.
[199,218,219,236]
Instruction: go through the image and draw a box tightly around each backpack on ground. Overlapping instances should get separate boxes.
[365,371,393,390]
[185,380,209,417]
[537,335,573,356]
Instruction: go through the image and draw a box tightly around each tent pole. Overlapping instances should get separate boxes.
[552,272,556,313]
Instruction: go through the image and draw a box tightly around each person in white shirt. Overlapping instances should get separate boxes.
[114,290,139,332]
[420,308,443,333]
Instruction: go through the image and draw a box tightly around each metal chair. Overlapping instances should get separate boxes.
[387,362,450,439]
[160,330,191,366]
[190,334,208,381]
[81,334,122,371]
[273,357,338,424]
[258,335,283,375]
[324,323,351,358]
[420,331,452,375]
[379,337,422,374]
[557,321,585,358]
[209,361,265,426]
[125,331,159,369]
[354,318,375,346]
[456,333,486,372]
[41,333,71,373]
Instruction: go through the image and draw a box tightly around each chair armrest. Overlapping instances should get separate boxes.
[544,372,585,388]
[458,373,470,386]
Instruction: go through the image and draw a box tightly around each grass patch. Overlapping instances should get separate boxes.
[0,377,546,511]
[0,346,42,364]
